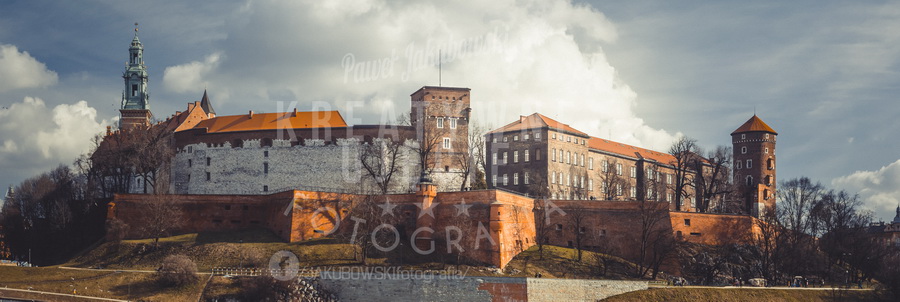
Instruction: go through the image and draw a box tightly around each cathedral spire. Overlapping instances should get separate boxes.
[119,23,152,129]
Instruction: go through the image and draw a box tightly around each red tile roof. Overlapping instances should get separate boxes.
[732,115,777,135]
[588,137,676,164]
[488,113,588,137]
[187,110,347,133]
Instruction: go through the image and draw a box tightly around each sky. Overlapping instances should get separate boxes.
[0,0,898,222]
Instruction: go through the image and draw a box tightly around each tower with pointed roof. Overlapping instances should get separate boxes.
[119,24,152,129]
[732,115,777,218]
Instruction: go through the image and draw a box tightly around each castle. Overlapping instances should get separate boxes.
[108,30,775,268]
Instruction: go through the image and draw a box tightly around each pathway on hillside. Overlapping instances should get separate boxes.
[0,287,129,302]
[650,285,873,291]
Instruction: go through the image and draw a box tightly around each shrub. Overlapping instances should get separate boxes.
[156,254,198,287]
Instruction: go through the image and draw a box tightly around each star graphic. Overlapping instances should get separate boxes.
[454,199,473,217]
[416,201,437,218]
[377,199,397,217]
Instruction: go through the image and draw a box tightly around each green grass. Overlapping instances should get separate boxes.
[502,245,641,280]
[0,266,205,301]
[602,288,885,302]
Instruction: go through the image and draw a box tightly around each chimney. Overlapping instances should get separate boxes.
[249,110,254,119]
[106,126,112,136]
[293,108,298,117]
[520,115,526,122]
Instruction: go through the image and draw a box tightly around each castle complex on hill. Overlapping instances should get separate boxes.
[108,29,777,268]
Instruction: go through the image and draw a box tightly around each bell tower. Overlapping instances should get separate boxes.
[119,23,152,129]
[731,115,777,218]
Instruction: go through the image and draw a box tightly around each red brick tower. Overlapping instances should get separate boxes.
[410,86,471,190]
[731,115,777,218]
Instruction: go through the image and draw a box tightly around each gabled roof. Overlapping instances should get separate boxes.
[488,113,588,137]
[188,110,347,133]
[588,137,677,164]
[200,90,215,115]
[732,115,777,135]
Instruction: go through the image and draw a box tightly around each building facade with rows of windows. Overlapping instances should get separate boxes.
[485,113,778,215]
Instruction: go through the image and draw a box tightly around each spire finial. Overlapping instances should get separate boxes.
[134,22,139,33]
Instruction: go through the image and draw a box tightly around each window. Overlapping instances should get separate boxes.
[741,146,747,154]
[207,157,211,166]
[580,176,585,188]
[741,134,746,139]
[524,150,530,162]
[602,181,608,195]
[188,159,192,167]
[616,163,623,176]
[763,189,770,200]
[513,173,519,185]
[602,160,608,172]
[206,172,211,181]
[766,175,773,185]
[746,175,754,186]
[566,173,570,186]
[566,136,571,142]
[616,184,622,196]
[524,172,529,184]
[264,185,269,192]
[588,179,593,191]
[737,160,743,169]
[580,154,585,167]
[131,84,138,96]
[579,227,586,234]
[552,133,557,139]
[492,175,498,186]
[589,158,594,170]
[747,159,752,168]
[492,137,497,143]
[630,186,636,198]
[555,224,563,231]
[513,135,519,141]
[552,148,557,161]
[264,162,269,174]
[765,147,769,154]
[630,166,637,178]
[492,152,498,165]
[551,172,556,184]
[450,118,458,129]
[535,132,541,139]
[536,149,541,161]
[767,158,775,170]
[514,151,519,163]
[690,232,702,236]
[765,134,769,139]
[600,229,607,237]
[666,174,672,184]
[667,193,673,202]
[566,151,571,164]
[503,152,508,164]
[503,174,509,186]
[436,117,444,128]
[560,150,564,162]
[524,133,530,140]
[684,219,691,226]
[504,136,508,142]
[264,150,269,157]
[443,137,451,149]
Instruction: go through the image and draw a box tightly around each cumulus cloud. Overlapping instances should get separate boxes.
[0,97,111,180]
[165,0,677,150]
[832,159,900,222]
[162,52,222,93]
[0,44,58,92]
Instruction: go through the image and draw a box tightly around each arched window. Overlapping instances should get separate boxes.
[232,139,244,148]
[746,175,754,187]
[767,158,775,170]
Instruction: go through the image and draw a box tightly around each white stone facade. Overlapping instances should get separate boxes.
[170,138,466,195]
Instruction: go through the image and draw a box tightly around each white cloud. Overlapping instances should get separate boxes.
[832,159,900,222]
[167,0,676,151]
[0,97,111,179]
[0,44,58,92]
[162,52,222,93]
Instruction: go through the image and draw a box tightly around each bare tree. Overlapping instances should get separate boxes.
[359,139,405,194]
[695,145,732,212]
[567,205,589,261]
[141,195,184,247]
[347,194,390,265]
[635,199,674,279]
[454,122,488,190]
[533,199,555,260]
[600,158,627,201]
[668,136,700,211]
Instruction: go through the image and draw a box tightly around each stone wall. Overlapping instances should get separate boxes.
[317,272,647,302]
[171,138,421,195]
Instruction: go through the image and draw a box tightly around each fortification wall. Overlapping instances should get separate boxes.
[171,138,422,195]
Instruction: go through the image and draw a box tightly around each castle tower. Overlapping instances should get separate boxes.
[410,86,471,191]
[119,24,152,129]
[731,115,777,218]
